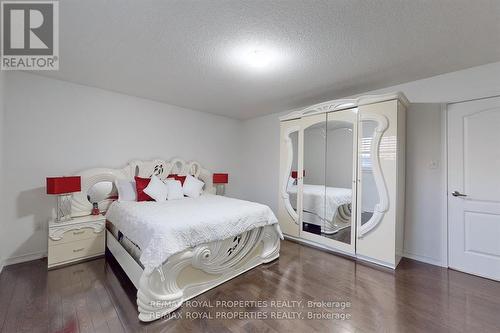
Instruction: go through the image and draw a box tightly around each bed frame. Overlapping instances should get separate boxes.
[70,158,281,322]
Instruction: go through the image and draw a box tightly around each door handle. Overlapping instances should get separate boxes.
[452,190,467,197]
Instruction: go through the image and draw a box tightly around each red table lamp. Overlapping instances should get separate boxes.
[46,176,81,222]
[291,170,305,185]
[213,173,229,195]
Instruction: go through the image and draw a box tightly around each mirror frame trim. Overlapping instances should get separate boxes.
[358,113,389,237]
[280,92,409,121]
[281,125,300,224]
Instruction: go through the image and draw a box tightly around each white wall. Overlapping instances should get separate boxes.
[241,61,500,267]
[2,72,245,264]
[241,111,283,215]
[404,103,445,265]
[363,61,500,103]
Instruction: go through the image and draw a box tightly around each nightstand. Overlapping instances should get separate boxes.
[48,214,106,269]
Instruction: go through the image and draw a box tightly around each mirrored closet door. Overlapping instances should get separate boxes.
[279,93,407,268]
[358,120,380,231]
[299,109,357,254]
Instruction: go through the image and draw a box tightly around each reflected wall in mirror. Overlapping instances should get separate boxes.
[324,112,356,244]
[302,116,327,236]
[87,181,116,204]
[286,131,299,215]
[360,120,380,226]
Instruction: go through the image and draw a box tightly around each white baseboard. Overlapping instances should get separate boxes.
[0,249,444,271]
[3,251,47,267]
[403,251,446,267]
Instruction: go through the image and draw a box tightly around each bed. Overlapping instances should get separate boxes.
[287,184,352,234]
[70,158,282,322]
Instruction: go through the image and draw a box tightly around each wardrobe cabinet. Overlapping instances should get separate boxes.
[278,93,408,268]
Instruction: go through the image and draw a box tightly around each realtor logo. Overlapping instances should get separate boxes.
[1,1,59,70]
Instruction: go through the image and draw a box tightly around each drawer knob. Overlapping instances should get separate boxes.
[73,231,85,235]
[73,248,85,253]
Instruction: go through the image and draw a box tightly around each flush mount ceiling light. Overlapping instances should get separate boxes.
[228,44,286,73]
[245,49,272,68]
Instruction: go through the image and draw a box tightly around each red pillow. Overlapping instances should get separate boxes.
[167,174,187,186]
[135,176,154,201]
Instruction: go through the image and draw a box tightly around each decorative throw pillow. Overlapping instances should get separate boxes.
[183,174,204,198]
[176,175,187,186]
[143,175,168,202]
[167,174,187,186]
[165,179,184,200]
[135,176,154,201]
[115,179,137,202]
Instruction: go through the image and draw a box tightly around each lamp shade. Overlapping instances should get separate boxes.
[213,173,229,184]
[291,170,305,179]
[46,176,81,194]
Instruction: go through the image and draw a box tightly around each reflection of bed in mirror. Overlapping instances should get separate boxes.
[287,183,352,234]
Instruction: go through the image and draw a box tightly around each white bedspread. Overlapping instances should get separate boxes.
[288,184,351,221]
[106,194,281,274]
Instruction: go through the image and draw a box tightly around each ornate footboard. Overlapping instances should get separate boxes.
[114,225,280,322]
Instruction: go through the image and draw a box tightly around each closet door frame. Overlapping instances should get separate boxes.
[299,110,358,256]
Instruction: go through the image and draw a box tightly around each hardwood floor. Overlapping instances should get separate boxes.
[1,240,500,332]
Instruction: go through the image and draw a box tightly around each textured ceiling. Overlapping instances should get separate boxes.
[36,0,500,119]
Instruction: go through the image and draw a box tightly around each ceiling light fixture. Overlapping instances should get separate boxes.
[229,44,285,73]
[246,49,271,68]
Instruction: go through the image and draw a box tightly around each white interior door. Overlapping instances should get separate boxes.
[448,96,500,281]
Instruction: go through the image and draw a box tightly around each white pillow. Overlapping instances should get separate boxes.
[183,174,204,198]
[143,175,168,202]
[115,179,137,202]
[165,179,184,200]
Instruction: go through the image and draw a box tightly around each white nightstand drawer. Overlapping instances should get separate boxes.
[48,227,103,246]
[48,235,105,267]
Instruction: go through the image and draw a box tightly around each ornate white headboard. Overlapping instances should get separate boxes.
[71,158,216,217]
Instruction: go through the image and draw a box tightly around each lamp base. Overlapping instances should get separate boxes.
[56,194,73,223]
[215,184,226,196]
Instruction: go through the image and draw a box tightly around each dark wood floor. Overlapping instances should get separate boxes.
[1,240,500,333]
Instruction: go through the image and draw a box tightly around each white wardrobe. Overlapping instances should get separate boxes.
[278,93,407,268]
